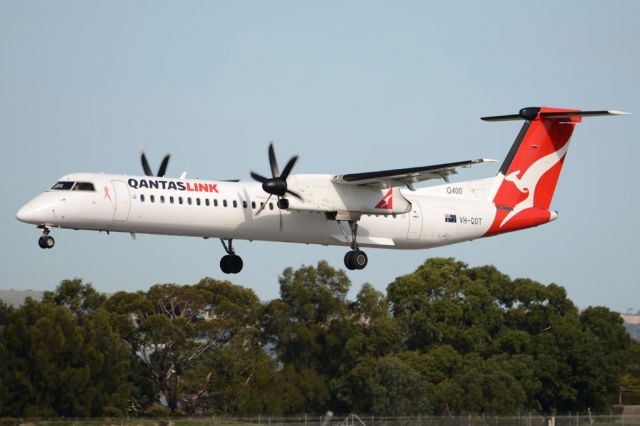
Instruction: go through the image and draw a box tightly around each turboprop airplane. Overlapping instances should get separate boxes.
[16,107,628,274]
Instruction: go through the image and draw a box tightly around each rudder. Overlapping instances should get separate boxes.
[482,106,627,235]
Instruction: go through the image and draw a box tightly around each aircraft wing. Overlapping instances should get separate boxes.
[331,158,496,189]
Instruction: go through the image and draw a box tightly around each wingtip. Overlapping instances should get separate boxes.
[608,110,631,115]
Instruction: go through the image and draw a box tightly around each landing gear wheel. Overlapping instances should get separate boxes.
[344,251,356,270]
[38,235,54,249]
[344,250,368,270]
[220,254,243,274]
[219,239,243,274]
[229,255,243,273]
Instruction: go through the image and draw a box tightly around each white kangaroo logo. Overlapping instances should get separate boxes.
[500,141,570,227]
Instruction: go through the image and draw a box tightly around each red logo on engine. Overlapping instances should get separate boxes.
[375,189,393,209]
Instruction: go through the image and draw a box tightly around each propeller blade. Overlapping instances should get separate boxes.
[255,194,272,216]
[268,143,280,178]
[286,189,303,200]
[250,172,269,183]
[141,151,154,176]
[280,155,298,180]
[157,154,170,177]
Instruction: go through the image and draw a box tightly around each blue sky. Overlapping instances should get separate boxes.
[1,1,638,311]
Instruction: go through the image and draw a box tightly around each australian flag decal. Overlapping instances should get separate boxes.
[444,214,457,223]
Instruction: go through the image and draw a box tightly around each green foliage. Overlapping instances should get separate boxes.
[0,258,635,417]
[1,286,130,417]
[621,340,640,404]
[334,356,427,414]
[42,279,107,316]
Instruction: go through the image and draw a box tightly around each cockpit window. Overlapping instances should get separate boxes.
[51,181,74,190]
[73,182,95,191]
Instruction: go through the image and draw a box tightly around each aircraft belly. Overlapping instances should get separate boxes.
[119,206,406,248]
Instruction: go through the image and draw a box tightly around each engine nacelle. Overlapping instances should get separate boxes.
[285,174,411,215]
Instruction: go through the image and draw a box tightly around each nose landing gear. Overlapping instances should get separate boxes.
[37,227,55,249]
[219,239,243,274]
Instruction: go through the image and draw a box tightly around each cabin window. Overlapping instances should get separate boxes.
[223,200,227,207]
[251,201,256,209]
[170,196,174,204]
[269,202,274,210]
[232,200,237,208]
[196,198,201,206]
[160,195,165,203]
[51,181,74,190]
[140,194,145,202]
[188,197,192,205]
[150,195,155,203]
[205,199,210,206]
[73,182,95,191]
[214,199,218,207]
[242,201,247,208]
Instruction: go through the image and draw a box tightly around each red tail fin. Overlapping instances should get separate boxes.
[482,107,627,236]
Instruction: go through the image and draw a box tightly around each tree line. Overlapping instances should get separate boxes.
[0,257,637,418]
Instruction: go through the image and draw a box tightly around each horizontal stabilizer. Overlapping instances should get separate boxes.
[482,107,630,122]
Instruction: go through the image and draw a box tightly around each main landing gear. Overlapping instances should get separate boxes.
[219,239,243,274]
[37,227,55,249]
[337,220,368,270]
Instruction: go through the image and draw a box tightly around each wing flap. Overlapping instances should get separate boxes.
[331,158,496,188]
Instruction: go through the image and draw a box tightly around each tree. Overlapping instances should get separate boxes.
[1,291,130,417]
[135,283,212,414]
[343,284,402,368]
[118,279,262,414]
[334,356,426,415]
[187,328,280,414]
[262,262,355,377]
[1,259,634,417]
[80,308,131,416]
[0,301,12,415]
[42,279,106,317]
[620,340,640,405]
[387,258,470,350]
[578,306,631,410]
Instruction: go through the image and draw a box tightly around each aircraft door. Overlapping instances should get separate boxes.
[407,202,422,239]
[112,180,131,221]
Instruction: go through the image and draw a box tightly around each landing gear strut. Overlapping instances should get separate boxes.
[219,239,243,274]
[37,227,55,249]
[337,220,368,270]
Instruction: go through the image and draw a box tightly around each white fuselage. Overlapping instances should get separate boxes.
[16,172,507,250]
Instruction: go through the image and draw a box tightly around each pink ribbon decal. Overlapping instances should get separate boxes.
[104,186,112,201]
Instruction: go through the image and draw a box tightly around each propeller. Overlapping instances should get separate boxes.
[251,143,302,229]
[141,151,171,177]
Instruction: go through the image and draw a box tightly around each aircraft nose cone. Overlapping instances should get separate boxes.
[16,204,34,223]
